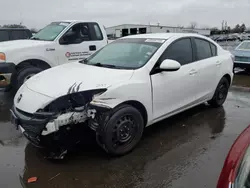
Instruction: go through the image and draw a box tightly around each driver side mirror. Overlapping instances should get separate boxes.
[159,59,181,71]
[59,32,74,45]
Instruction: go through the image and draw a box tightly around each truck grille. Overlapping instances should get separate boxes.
[235,56,250,62]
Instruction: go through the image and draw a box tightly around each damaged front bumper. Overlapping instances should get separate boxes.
[10,105,90,147]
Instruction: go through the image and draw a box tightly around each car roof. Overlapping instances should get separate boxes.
[217,125,250,187]
[55,20,97,24]
[122,33,207,40]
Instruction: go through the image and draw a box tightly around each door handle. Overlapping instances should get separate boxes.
[89,45,96,51]
[216,61,221,66]
[189,69,197,75]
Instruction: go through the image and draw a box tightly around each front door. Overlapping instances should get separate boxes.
[151,38,198,121]
[58,22,105,64]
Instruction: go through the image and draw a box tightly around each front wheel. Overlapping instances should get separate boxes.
[100,105,144,156]
[15,66,43,90]
[208,77,230,107]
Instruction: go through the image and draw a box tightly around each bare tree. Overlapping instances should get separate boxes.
[30,28,38,33]
[189,22,197,29]
[2,24,26,28]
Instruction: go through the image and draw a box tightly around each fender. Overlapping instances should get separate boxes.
[15,55,56,68]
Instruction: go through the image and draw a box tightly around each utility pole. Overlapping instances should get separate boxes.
[19,12,23,26]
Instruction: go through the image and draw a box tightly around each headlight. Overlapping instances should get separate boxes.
[43,89,107,113]
[0,53,6,62]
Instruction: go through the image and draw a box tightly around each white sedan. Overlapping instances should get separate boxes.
[11,33,234,157]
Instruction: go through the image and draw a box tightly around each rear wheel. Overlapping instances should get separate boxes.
[100,105,144,156]
[208,77,230,107]
[15,66,43,90]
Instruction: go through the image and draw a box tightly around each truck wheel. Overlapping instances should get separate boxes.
[101,105,144,156]
[15,66,43,90]
[208,77,229,108]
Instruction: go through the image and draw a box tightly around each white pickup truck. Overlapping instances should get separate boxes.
[0,20,108,90]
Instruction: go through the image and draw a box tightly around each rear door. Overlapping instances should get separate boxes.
[191,37,219,101]
[57,22,106,64]
[0,30,10,42]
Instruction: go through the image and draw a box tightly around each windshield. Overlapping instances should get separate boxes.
[234,145,250,188]
[31,22,70,41]
[237,41,250,50]
[84,38,165,69]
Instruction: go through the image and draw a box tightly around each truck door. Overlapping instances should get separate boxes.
[57,22,106,64]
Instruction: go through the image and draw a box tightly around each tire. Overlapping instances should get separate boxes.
[15,66,43,90]
[245,68,250,73]
[100,104,144,156]
[208,77,230,108]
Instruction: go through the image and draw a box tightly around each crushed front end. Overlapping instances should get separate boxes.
[11,86,110,158]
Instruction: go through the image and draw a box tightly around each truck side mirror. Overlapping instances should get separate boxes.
[59,32,75,45]
[59,35,70,45]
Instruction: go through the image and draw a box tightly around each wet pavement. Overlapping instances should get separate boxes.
[1,74,250,188]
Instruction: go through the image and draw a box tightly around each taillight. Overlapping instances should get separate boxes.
[0,52,6,62]
[231,54,235,62]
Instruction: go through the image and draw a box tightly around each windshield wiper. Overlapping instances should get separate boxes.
[92,62,118,68]
[30,37,41,40]
[79,58,88,64]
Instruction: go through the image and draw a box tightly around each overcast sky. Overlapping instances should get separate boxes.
[1,0,250,29]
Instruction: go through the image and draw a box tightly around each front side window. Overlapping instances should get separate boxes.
[0,31,9,42]
[84,38,164,69]
[161,38,193,65]
[31,22,69,41]
[234,145,250,188]
[194,38,212,60]
[60,23,90,44]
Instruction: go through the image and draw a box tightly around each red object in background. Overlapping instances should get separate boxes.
[217,125,250,188]
[27,177,38,183]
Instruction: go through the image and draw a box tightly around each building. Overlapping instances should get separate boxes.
[106,24,211,39]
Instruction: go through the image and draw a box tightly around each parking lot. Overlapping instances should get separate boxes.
[0,70,250,188]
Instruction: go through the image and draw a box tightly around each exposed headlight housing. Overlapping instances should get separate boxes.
[43,89,107,113]
[0,52,6,62]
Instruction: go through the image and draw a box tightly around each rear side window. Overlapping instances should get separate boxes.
[210,43,217,56]
[194,38,212,60]
[0,31,9,42]
[11,30,28,40]
[93,24,103,40]
[162,38,193,65]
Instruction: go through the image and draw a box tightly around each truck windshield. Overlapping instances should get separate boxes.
[31,22,70,41]
[83,38,164,69]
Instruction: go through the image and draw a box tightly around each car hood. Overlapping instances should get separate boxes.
[0,39,52,51]
[232,49,250,57]
[25,62,134,98]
